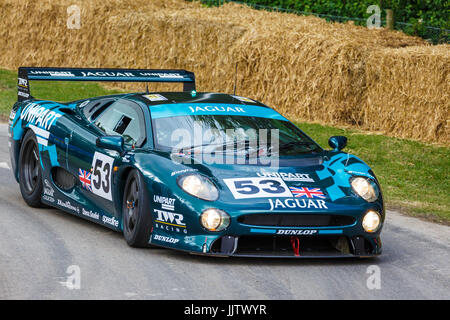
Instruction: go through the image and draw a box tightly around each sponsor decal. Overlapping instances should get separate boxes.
[122,154,132,163]
[9,109,17,120]
[154,209,187,234]
[18,91,30,98]
[78,168,92,192]
[29,124,50,146]
[231,95,255,103]
[153,234,180,244]
[29,70,75,77]
[20,103,62,130]
[153,195,175,211]
[44,179,55,197]
[268,198,328,211]
[81,208,100,220]
[224,177,292,199]
[170,168,198,176]
[81,71,134,77]
[42,195,55,203]
[276,229,318,235]
[346,170,375,180]
[150,103,287,121]
[139,72,184,78]
[78,100,90,108]
[188,105,246,113]
[257,171,314,182]
[18,78,28,88]
[57,199,80,214]
[143,94,168,102]
[90,152,114,201]
[102,215,119,227]
[289,187,325,199]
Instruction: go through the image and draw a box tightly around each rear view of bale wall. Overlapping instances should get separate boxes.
[0,0,447,144]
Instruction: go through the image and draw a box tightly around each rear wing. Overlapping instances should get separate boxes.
[17,67,196,101]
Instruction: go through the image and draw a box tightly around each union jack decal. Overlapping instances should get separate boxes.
[289,187,326,199]
[78,168,92,192]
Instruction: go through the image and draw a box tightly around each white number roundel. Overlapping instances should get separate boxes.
[91,152,115,201]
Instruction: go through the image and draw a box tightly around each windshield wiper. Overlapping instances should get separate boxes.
[178,141,233,154]
[267,141,317,155]
[280,141,314,149]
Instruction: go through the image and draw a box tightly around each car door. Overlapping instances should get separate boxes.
[67,98,147,220]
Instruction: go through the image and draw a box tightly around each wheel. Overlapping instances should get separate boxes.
[122,169,153,247]
[18,130,44,207]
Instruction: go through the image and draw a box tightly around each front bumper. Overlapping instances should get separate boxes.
[149,211,383,258]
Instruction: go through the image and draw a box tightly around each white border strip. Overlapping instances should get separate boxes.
[29,124,50,139]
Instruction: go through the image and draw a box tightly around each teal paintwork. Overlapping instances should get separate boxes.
[97,136,125,153]
[9,92,384,258]
[328,136,347,151]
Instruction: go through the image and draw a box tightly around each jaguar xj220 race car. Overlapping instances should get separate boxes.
[9,67,384,258]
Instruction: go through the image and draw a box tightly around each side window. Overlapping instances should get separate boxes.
[82,99,115,121]
[94,99,146,147]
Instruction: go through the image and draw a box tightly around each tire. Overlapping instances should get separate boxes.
[18,130,44,207]
[122,169,153,247]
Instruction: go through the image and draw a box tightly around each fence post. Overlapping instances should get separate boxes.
[386,9,394,30]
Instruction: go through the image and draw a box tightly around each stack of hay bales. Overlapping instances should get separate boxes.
[0,0,447,144]
[365,45,449,143]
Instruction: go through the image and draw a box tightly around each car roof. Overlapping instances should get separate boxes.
[127,92,271,109]
[73,92,270,109]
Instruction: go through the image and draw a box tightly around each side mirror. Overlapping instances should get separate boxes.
[96,135,124,153]
[328,136,347,151]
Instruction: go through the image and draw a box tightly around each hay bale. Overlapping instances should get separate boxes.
[0,0,446,144]
[365,45,449,144]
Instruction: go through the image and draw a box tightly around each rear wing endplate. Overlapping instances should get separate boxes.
[17,67,196,101]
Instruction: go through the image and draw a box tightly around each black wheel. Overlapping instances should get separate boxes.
[19,130,44,207]
[122,169,153,247]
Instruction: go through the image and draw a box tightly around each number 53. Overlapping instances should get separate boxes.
[91,152,115,201]
[223,177,293,199]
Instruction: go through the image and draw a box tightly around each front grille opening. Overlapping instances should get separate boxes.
[211,235,354,257]
[350,236,377,256]
[237,214,355,227]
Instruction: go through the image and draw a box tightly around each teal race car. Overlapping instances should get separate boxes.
[9,67,384,258]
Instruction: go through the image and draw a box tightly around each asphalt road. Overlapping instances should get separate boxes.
[0,124,449,300]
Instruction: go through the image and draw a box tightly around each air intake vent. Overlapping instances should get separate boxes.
[237,214,355,227]
[58,108,76,115]
[51,167,76,191]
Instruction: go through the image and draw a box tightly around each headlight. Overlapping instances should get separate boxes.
[178,174,219,201]
[362,210,381,233]
[200,208,230,231]
[351,177,379,202]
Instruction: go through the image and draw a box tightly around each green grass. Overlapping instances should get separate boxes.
[0,68,448,223]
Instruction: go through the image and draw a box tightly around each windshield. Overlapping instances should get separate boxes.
[151,113,322,157]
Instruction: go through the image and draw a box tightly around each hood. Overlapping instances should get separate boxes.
[139,150,379,215]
